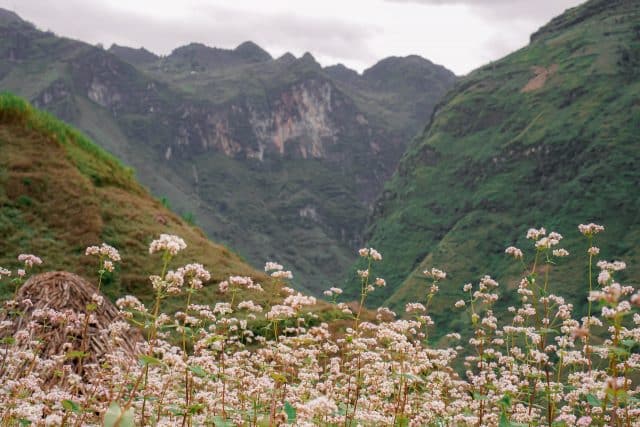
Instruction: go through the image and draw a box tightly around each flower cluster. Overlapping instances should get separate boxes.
[0,224,639,426]
[148,234,187,255]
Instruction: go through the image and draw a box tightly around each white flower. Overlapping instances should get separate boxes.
[505,246,523,259]
[17,254,42,268]
[578,223,604,236]
[424,268,446,280]
[149,234,186,255]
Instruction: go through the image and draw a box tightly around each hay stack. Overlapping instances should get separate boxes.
[1,271,143,368]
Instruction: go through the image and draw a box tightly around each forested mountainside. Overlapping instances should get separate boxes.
[0,8,455,293]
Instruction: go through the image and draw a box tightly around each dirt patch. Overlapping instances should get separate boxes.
[521,64,559,93]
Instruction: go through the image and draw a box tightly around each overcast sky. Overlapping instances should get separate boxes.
[0,0,584,75]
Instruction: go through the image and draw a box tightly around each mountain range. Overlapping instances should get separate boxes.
[0,8,455,294]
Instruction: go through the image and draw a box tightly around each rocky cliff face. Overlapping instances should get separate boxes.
[0,10,455,293]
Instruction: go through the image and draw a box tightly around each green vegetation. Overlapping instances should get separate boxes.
[0,93,277,308]
[348,0,640,333]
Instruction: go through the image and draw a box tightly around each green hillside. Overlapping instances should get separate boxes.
[0,93,277,308]
[349,0,640,329]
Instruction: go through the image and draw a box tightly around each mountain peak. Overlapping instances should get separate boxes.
[108,44,159,65]
[0,8,27,26]
[234,41,272,62]
[530,0,630,42]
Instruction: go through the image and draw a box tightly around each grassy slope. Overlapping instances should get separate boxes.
[0,93,279,310]
[350,0,640,331]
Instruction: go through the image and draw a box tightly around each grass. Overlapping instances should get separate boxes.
[0,93,279,309]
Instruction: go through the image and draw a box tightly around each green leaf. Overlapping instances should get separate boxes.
[284,401,297,424]
[104,402,134,427]
[188,403,205,414]
[62,399,80,414]
[498,394,511,408]
[609,346,630,357]
[18,419,32,426]
[65,350,88,360]
[138,354,163,366]
[586,393,601,407]
[103,402,121,427]
[396,415,409,427]
[212,416,234,427]
[270,372,287,383]
[189,364,207,378]
[473,392,488,401]
[499,413,510,427]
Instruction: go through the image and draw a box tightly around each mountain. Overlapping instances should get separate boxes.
[0,93,274,308]
[0,9,456,294]
[350,0,640,324]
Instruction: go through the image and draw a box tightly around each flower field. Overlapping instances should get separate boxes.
[0,224,639,426]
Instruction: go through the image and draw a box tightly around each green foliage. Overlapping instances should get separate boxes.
[348,0,640,333]
[103,402,134,427]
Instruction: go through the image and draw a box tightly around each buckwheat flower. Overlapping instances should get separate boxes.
[17,254,42,268]
[598,270,611,285]
[357,269,369,279]
[266,304,296,320]
[116,295,146,312]
[455,300,466,308]
[375,277,386,287]
[218,280,229,293]
[323,289,333,297]
[553,248,569,257]
[358,248,369,257]
[505,246,524,259]
[91,293,104,307]
[165,270,185,295]
[578,223,605,236]
[177,263,210,289]
[526,227,546,240]
[330,286,342,295]
[548,231,563,243]
[0,267,10,278]
[463,283,473,292]
[376,307,396,321]
[283,293,316,310]
[576,416,592,426]
[271,270,293,279]
[424,268,446,280]
[237,301,263,312]
[369,248,382,261]
[85,242,121,262]
[103,260,115,272]
[406,303,426,313]
[588,246,600,256]
[535,237,551,250]
[264,261,283,272]
[148,234,187,255]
